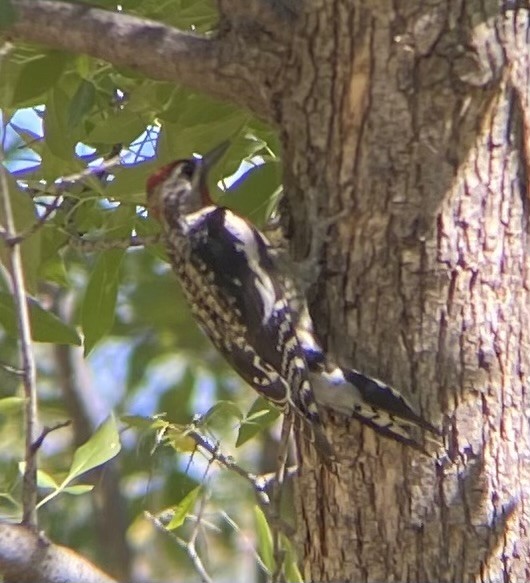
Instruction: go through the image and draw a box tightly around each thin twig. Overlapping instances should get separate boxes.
[186,428,270,508]
[0,55,39,527]
[271,416,292,583]
[255,465,298,490]
[22,153,123,201]
[145,511,214,583]
[5,194,63,245]
[54,154,122,188]
[30,420,72,454]
[1,154,124,246]
[182,536,213,583]
[184,425,296,538]
[22,151,122,199]
[186,514,221,534]
[0,360,25,376]
[220,510,271,576]
[190,492,209,546]
[188,423,295,581]
[68,233,160,252]
[153,421,297,579]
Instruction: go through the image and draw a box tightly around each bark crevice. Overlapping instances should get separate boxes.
[283,5,530,581]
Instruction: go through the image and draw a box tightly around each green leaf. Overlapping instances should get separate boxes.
[0,49,19,107]
[70,0,125,6]
[62,484,94,495]
[67,78,96,128]
[122,414,178,435]
[99,202,136,240]
[124,340,159,391]
[236,397,280,448]
[202,400,243,424]
[122,415,200,452]
[66,414,121,483]
[254,505,275,572]
[135,0,217,32]
[0,0,17,29]
[121,414,159,430]
[82,249,125,355]
[12,51,69,105]
[0,174,41,294]
[18,465,59,490]
[74,54,92,78]
[38,254,69,288]
[38,144,83,182]
[105,161,157,204]
[35,469,59,490]
[88,109,148,144]
[43,87,79,161]
[282,534,303,582]
[167,486,202,530]
[223,161,282,227]
[0,492,19,512]
[36,417,119,510]
[163,424,198,454]
[157,106,248,165]
[0,397,24,415]
[158,367,196,424]
[0,291,81,345]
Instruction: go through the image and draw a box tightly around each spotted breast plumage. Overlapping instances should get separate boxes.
[146,142,335,466]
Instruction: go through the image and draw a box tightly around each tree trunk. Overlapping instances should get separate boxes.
[5,1,530,581]
[277,3,530,581]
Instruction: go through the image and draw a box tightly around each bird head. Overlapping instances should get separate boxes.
[146,140,230,223]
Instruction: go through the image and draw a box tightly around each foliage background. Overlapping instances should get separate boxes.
[0,1,292,581]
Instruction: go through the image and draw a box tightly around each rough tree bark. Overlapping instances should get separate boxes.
[278,3,530,582]
[4,1,530,582]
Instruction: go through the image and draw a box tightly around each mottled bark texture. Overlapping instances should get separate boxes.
[276,3,530,582]
[0,523,118,583]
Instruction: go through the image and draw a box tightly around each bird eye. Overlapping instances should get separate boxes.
[179,160,196,180]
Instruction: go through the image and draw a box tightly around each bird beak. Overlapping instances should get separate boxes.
[199,140,230,174]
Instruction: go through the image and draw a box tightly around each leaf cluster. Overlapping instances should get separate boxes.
[0,5,297,578]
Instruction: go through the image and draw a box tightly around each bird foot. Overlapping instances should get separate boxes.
[296,204,353,291]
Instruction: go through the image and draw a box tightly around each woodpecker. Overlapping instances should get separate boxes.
[146,142,440,461]
[146,142,336,466]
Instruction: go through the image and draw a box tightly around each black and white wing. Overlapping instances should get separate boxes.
[177,207,334,461]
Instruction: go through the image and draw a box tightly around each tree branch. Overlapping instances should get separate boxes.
[68,234,161,252]
[0,523,118,583]
[0,90,39,528]
[4,0,272,120]
[186,427,271,508]
[145,510,214,583]
[183,426,296,540]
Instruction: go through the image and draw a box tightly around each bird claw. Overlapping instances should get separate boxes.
[296,204,353,290]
